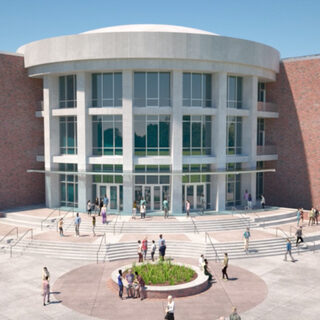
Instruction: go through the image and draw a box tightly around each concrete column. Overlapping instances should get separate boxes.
[43,75,60,208]
[77,72,92,212]
[122,70,134,214]
[242,76,258,205]
[212,72,227,211]
[171,70,183,214]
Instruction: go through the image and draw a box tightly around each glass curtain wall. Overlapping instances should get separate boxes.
[227,76,243,109]
[256,161,264,199]
[226,116,242,155]
[59,75,77,108]
[60,164,78,207]
[183,73,212,107]
[133,72,171,107]
[226,163,241,207]
[60,117,77,154]
[258,82,266,102]
[92,115,123,155]
[92,73,122,107]
[257,119,265,146]
[183,115,212,155]
[134,115,170,156]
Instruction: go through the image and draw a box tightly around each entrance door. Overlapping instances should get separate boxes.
[184,184,206,210]
[98,185,121,211]
[134,185,170,211]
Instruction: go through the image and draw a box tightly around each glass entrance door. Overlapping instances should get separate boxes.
[98,185,121,210]
[134,185,170,211]
[183,184,207,211]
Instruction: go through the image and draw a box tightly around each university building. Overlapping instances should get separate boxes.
[0,25,319,213]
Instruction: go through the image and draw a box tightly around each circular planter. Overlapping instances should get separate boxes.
[110,262,209,298]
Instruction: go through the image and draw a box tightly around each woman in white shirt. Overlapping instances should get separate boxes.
[165,295,175,320]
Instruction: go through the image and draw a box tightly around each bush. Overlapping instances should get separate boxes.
[128,261,195,286]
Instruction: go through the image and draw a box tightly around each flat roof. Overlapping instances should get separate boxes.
[282,53,320,62]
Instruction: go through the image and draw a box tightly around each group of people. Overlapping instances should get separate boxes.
[244,190,266,209]
[132,198,170,219]
[137,235,166,262]
[87,195,109,218]
[198,252,229,281]
[117,269,146,300]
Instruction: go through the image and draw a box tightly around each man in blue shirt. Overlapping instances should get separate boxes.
[243,228,251,253]
[103,194,109,207]
[158,234,166,261]
[74,213,81,237]
[284,238,295,262]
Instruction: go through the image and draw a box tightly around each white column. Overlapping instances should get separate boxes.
[43,75,60,208]
[212,72,227,211]
[171,70,183,214]
[242,76,258,205]
[77,72,92,212]
[122,70,134,214]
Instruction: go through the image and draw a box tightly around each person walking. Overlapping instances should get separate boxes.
[260,194,266,209]
[229,307,241,320]
[315,208,319,225]
[243,228,251,253]
[42,276,50,306]
[308,208,315,226]
[247,194,252,209]
[204,259,213,281]
[295,226,304,246]
[137,240,143,262]
[132,201,137,219]
[95,197,99,214]
[101,205,107,224]
[42,267,50,281]
[222,253,229,280]
[58,218,64,237]
[92,215,96,236]
[118,269,124,300]
[163,198,169,219]
[165,295,175,320]
[159,234,166,261]
[284,238,295,262]
[200,194,206,215]
[151,240,156,261]
[142,237,148,261]
[74,213,81,237]
[103,194,109,207]
[87,200,92,215]
[300,208,304,224]
[297,209,301,226]
[185,200,190,218]
[134,271,146,300]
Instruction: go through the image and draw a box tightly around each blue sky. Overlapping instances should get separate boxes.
[0,0,319,58]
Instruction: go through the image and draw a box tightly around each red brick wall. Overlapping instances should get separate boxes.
[265,57,320,209]
[0,53,45,210]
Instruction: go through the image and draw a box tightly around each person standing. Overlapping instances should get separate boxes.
[163,198,169,219]
[200,194,206,215]
[284,238,295,262]
[99,198,103,216]
[315,208,319,225]
[101,205,107,224]
[42,276,50,306]
[58,218,64,237]
[142,237,148,261]
[165,295,175,320]
[300,208,304,223]
[229,307,241,320]
[118,270,124,300]
[132,200,137,219]
[140,203,146,219]
[198,254,205,271]
[74,213,81,237]
[95,197,99,214]
[260,194,266,209]
[297,209,301,226]
[134,271,146,300]
[295,226,304,246]
[243,228,251,253]
[87,200,92,215]
[308,208,315,226]
[92,215,96,236]
[247,194,252,209]
[137,240,143,262]
[204,259,213,281]
[244,190,249,207]
[42,267,50,281]
[103,194,109,208]
[222,253,229,280]
[151,240,156,261]
[125,269,135,298]
[159,234,166,261]
[185,200,190,217]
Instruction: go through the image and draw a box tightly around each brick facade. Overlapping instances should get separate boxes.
[0,53,45,210]
[265,57,320,209]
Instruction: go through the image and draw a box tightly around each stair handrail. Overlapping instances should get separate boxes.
[205,232,220,262]
[275,226,290,239]
[96,232,107,264]
[113,213,120,235]
[191,216,200,234]
[10,228,33,258]
[233,208,251,229]
[56,207,75,232]
[119,220,125,234]
[0,227,18,244]
[41,208,60,230]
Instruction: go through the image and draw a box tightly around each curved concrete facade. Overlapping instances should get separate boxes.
[20,25,280,213]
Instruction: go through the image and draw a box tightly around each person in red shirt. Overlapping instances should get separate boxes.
[142,237,148,261]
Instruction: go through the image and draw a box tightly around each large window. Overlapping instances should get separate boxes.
[92,115,122,155]
[60,117,77,154]
[60,164,78,207]
[59,75,77,108]
[133,72,171,107]
[135,165,170,185]
[226,163,241,207]
[134,115,170,156]
[257,118,265,146]
[258,82,266,102]
[92,73,122,107]
[92,164,123,184]
[182,164,210,184]
[183,115,212,155]
[226,116,242,155]
[227,76,242,109]
[183,73,212,107]
[256,161,264,199]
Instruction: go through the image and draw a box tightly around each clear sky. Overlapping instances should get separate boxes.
[0,0,319,58]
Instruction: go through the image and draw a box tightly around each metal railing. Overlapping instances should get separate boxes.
[96,232,107,264]
[257,145,277,156]
[56,207,75,232]
[257,101,278,113]
[10,228,33,258]
[191,216,200,234]
[41,208,60,230]
[113,214,120,235]
[205,232,220,262]
[0,227,18,245]
[275,226,290,239]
